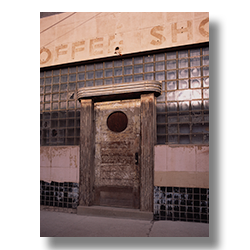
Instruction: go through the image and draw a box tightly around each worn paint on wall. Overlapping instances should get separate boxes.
[154,145,209,188]
[40,146,80,183]
[40,12,209,67]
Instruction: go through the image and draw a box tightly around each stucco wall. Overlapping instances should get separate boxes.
[40,146,79,183]
[154,145,209,188]
[40,12,209,68]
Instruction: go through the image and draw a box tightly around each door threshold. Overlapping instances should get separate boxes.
[77,205,153,220]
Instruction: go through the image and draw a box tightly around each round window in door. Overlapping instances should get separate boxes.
[107,111,128,133]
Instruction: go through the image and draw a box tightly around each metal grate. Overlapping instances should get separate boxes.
[40,45,209,145]
[154,186,209,223]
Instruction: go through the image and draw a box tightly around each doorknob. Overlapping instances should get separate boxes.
[135,152,139,165]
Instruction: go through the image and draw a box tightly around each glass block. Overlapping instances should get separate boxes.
[155,61,165,71]
[167,51,176,59]
[156,92,165,102]
[67,128,74,137]
[179,101,189,111]
[179,113,189,122]
[203,100,209,110]
[69,67,76,73]
[192,89,202,99]
[192,134,203,144]
[86,71,94,80]
[203,89,209,99]
[105,69,113,77]
[157,114,166,123]
[45,71,52,77]
[114,60,122,67]
[40,87,44,95]
[40,78,44,85]
[114,77,122,84]
[190,57,201,67]
[124,76,133,83]
[124,58,132,65]
[179,69,188,79]
[134,64,143,74]
[191,100,202,110]
[179,80,188,89]
[167,60,176,70]
[180,124,190,134]
[95,62,103,69]
[60,75,68,83]
[40,95,44,103]
[86,81,94,87]
[167,102,177,111]
[77,81,84,89]
[168,135,178,144]
[167,71,177,80]
[202,47,209,55]
[155,72,165,81]
[157,125,166,134]
[60,93,67,100]
[134,56,143,64]
[67,119,75,127]
[52,102,59,110]
[45,103,50,110]
[134,74,143,81]
[156,103,166,112]
[104,78,112,85]
[168,124,178,134]
[144,63,154,72]
[114,68,122,76]
[86,64,94,71]
[69,74,76,82]
[95,70,103,78]
[202,55,209,65]
[78,65,85,72]
[45,94,51,102]
[192,123,209,133]
[53,76,60,83]
[155,53,165,61]
[123,66,131,75]
[60,84,67,92]
[176,89,192,101]
[178,50,188,58]
[144,55,154,62]
[95,79,103,86]
[45,86,51,93]
[52,94,59,101]
[68,101,75,109]
[203,77,209,87]
[168,114,178,123]
[105,61,113,68]
[69,83,76,91]
[203,66,209,76]
[180,135,190,144]
[191,79,201,88]
[167,81,177,90]
[167,92,175,101]
[61,68,68,74]
[60,102,66,110]
[157,135,166,144]
[145,73,154,80]
[178,59,188,68]
[191,67,201,77]
[190,48,200,57]
[45,77,52,85]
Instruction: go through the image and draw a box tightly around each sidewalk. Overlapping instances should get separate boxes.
[40,210,209,237]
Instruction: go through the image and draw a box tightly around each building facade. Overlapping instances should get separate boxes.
[40,12,209,223]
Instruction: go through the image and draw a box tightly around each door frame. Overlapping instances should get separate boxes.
[77,81,161,212]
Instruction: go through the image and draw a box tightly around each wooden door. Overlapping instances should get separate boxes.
[94,99,140,209]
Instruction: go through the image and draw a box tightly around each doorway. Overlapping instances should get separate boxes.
[93,99,141,208]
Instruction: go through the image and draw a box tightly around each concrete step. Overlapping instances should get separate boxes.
[77,205,153,220]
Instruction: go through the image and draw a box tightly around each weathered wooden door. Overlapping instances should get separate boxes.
[94,99,140,209]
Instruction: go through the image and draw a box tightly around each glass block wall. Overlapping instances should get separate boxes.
[40,45,209,146]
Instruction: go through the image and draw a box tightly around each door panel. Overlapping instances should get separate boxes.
[94,99,140,208]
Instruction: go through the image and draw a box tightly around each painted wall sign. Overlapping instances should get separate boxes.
[40,12,209,67]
